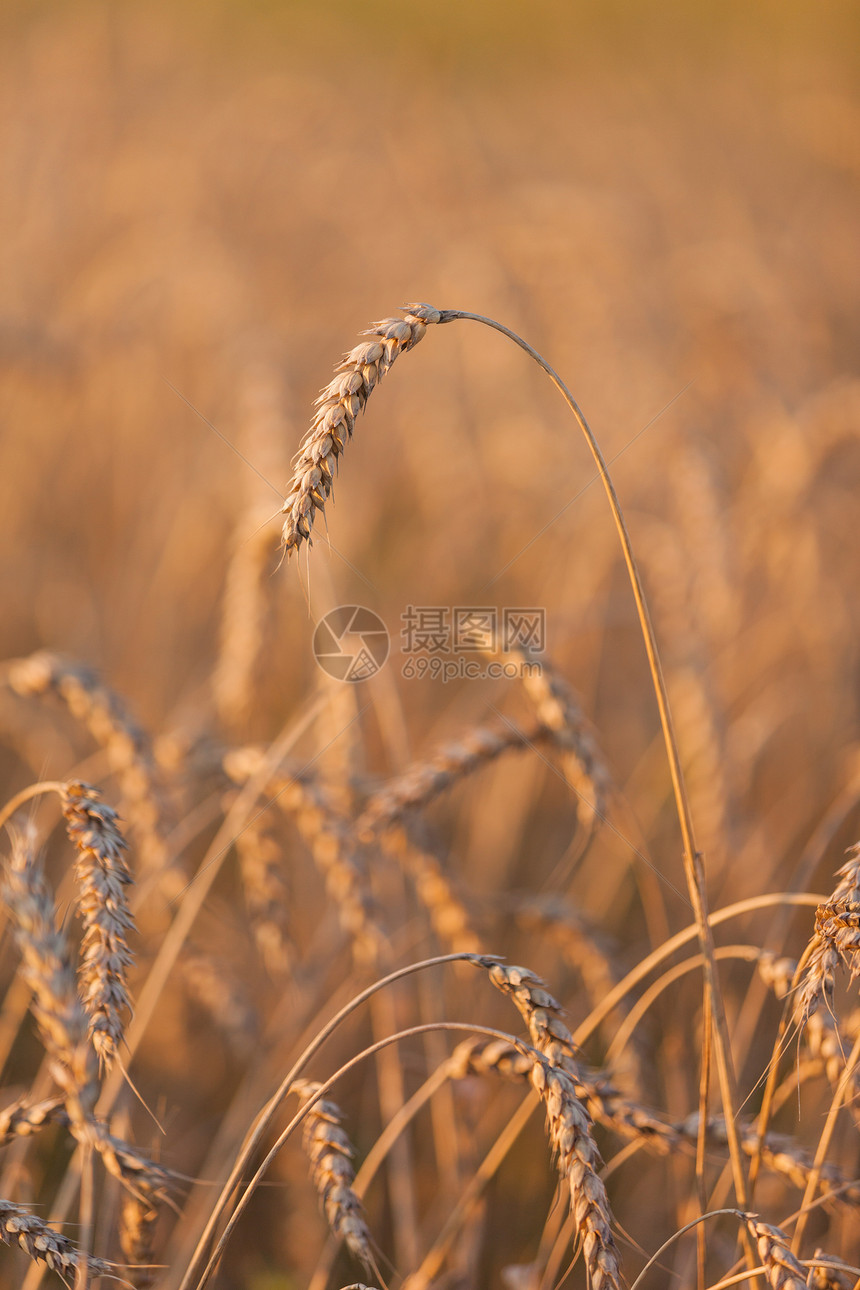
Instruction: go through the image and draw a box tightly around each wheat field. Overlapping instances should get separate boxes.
[1,3,860,1288]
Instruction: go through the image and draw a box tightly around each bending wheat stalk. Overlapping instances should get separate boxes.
[281,303,748,1218]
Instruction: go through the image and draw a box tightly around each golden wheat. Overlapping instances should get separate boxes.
[281,304,442,554]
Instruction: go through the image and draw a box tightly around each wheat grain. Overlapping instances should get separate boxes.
[281,304,441,554]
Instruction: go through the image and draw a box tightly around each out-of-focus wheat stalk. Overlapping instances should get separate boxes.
[517,650,611,834]
[357,718,548,837]
[6,652,170,879]
[214,362,287,732]
[224,746,385,963]
[234,813,293,978]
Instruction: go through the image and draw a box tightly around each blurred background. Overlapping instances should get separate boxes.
[2,1,860,1283]
[3,0,860,882]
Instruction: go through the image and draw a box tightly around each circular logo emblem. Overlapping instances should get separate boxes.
[313,606,390,682]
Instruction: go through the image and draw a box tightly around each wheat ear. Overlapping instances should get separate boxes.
[482,962,624,1290]
[0,1198,112,1281]
[517,650,610,833]
[0,1095,67,1145]
[3,830,100,1123]
[381,826,482,953]
[2,832,170,1204]
[181,945,257,1057]
[119,1189,160,1289]
[530,1060,625,1290]
[281,303,440,553]
[214,363,287,730]
[235,814,293,978]
[795,845,860,1027]
[292,1080,377,1272]
[62,781,134,1067]
[357,718,548,837]
[806,1250,856,1290]
[743,1216,807,1290]
[450,1039,860,1207]
[224,747,385,964]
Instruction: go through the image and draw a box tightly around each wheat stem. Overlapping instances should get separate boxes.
[0,782,67,834]
[436,307,749,1220]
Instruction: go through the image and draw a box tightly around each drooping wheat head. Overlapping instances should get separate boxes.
[795,845,860,1028]
[281,304,441,554]
[743,1215,807,1290]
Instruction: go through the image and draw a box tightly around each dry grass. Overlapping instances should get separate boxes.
[2,5,860,1288]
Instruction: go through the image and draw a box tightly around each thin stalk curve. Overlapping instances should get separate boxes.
[436,308,750,1212]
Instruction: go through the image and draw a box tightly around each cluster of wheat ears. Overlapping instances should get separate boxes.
[0,305,858,1290]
